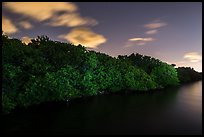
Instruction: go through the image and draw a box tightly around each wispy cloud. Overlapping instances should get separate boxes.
[19,21,33,29]
[58,27,107,48]
[2,16,18,35]
[184,52,202,62]
[21,36,32,45]
[145,29,158,35]
[144,21,167,29]
[49,13,98,27]
[4,2,97,28]
[125,37,155,47]
[129,37,155,42]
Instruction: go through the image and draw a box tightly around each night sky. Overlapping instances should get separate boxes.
[2,2,202,72]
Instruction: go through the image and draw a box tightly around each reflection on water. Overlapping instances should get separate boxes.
[2,81,202,135]
[176,81,202,113]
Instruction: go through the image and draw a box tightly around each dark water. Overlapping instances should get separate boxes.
[2,81,202,135]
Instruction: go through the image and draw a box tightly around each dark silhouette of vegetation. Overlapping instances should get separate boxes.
[2,34,202,114]
[176,67,202,83]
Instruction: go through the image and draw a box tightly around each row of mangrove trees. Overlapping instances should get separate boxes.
[2,34,202,114]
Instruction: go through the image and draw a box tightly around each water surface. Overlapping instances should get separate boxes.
[2,81,202,135]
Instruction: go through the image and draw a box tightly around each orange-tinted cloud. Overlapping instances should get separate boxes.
[184,52,202,62]
[125,37,155,47]
[146,29,158,35]
[19,21,33,29]
[129,37,155,42]
[4,2,77,21]
[144,21,167,29]
[58,27,107,48]
[49,13,98,27]
[4,2,97,28]
[2,16,18,35]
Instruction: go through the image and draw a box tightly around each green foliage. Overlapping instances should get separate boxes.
[151,63,180,88]
[2,34,201,114]
[124,66,157,90]
[2,93,16,114]
[118,53,162,74]
[3,64,23,93]
[80,51,99,95]
[80,70,98,96]
[47,66,81,98]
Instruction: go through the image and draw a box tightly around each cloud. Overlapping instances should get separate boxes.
[125,37,155,47]
[4,2,77,21]
[146,29,158,35]
[19,21,33,29]
[2,16,18,35]
[49,13,98,27]
[144,21,167,29]
[184,52,202,62]
[4,2,97,28]
[58,27,107,48]
[21,36,32,45]
[129,37,155,42]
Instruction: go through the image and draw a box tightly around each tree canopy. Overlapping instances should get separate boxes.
[2,34,202,114]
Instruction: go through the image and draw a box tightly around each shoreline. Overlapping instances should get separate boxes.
[4,80,202,115]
